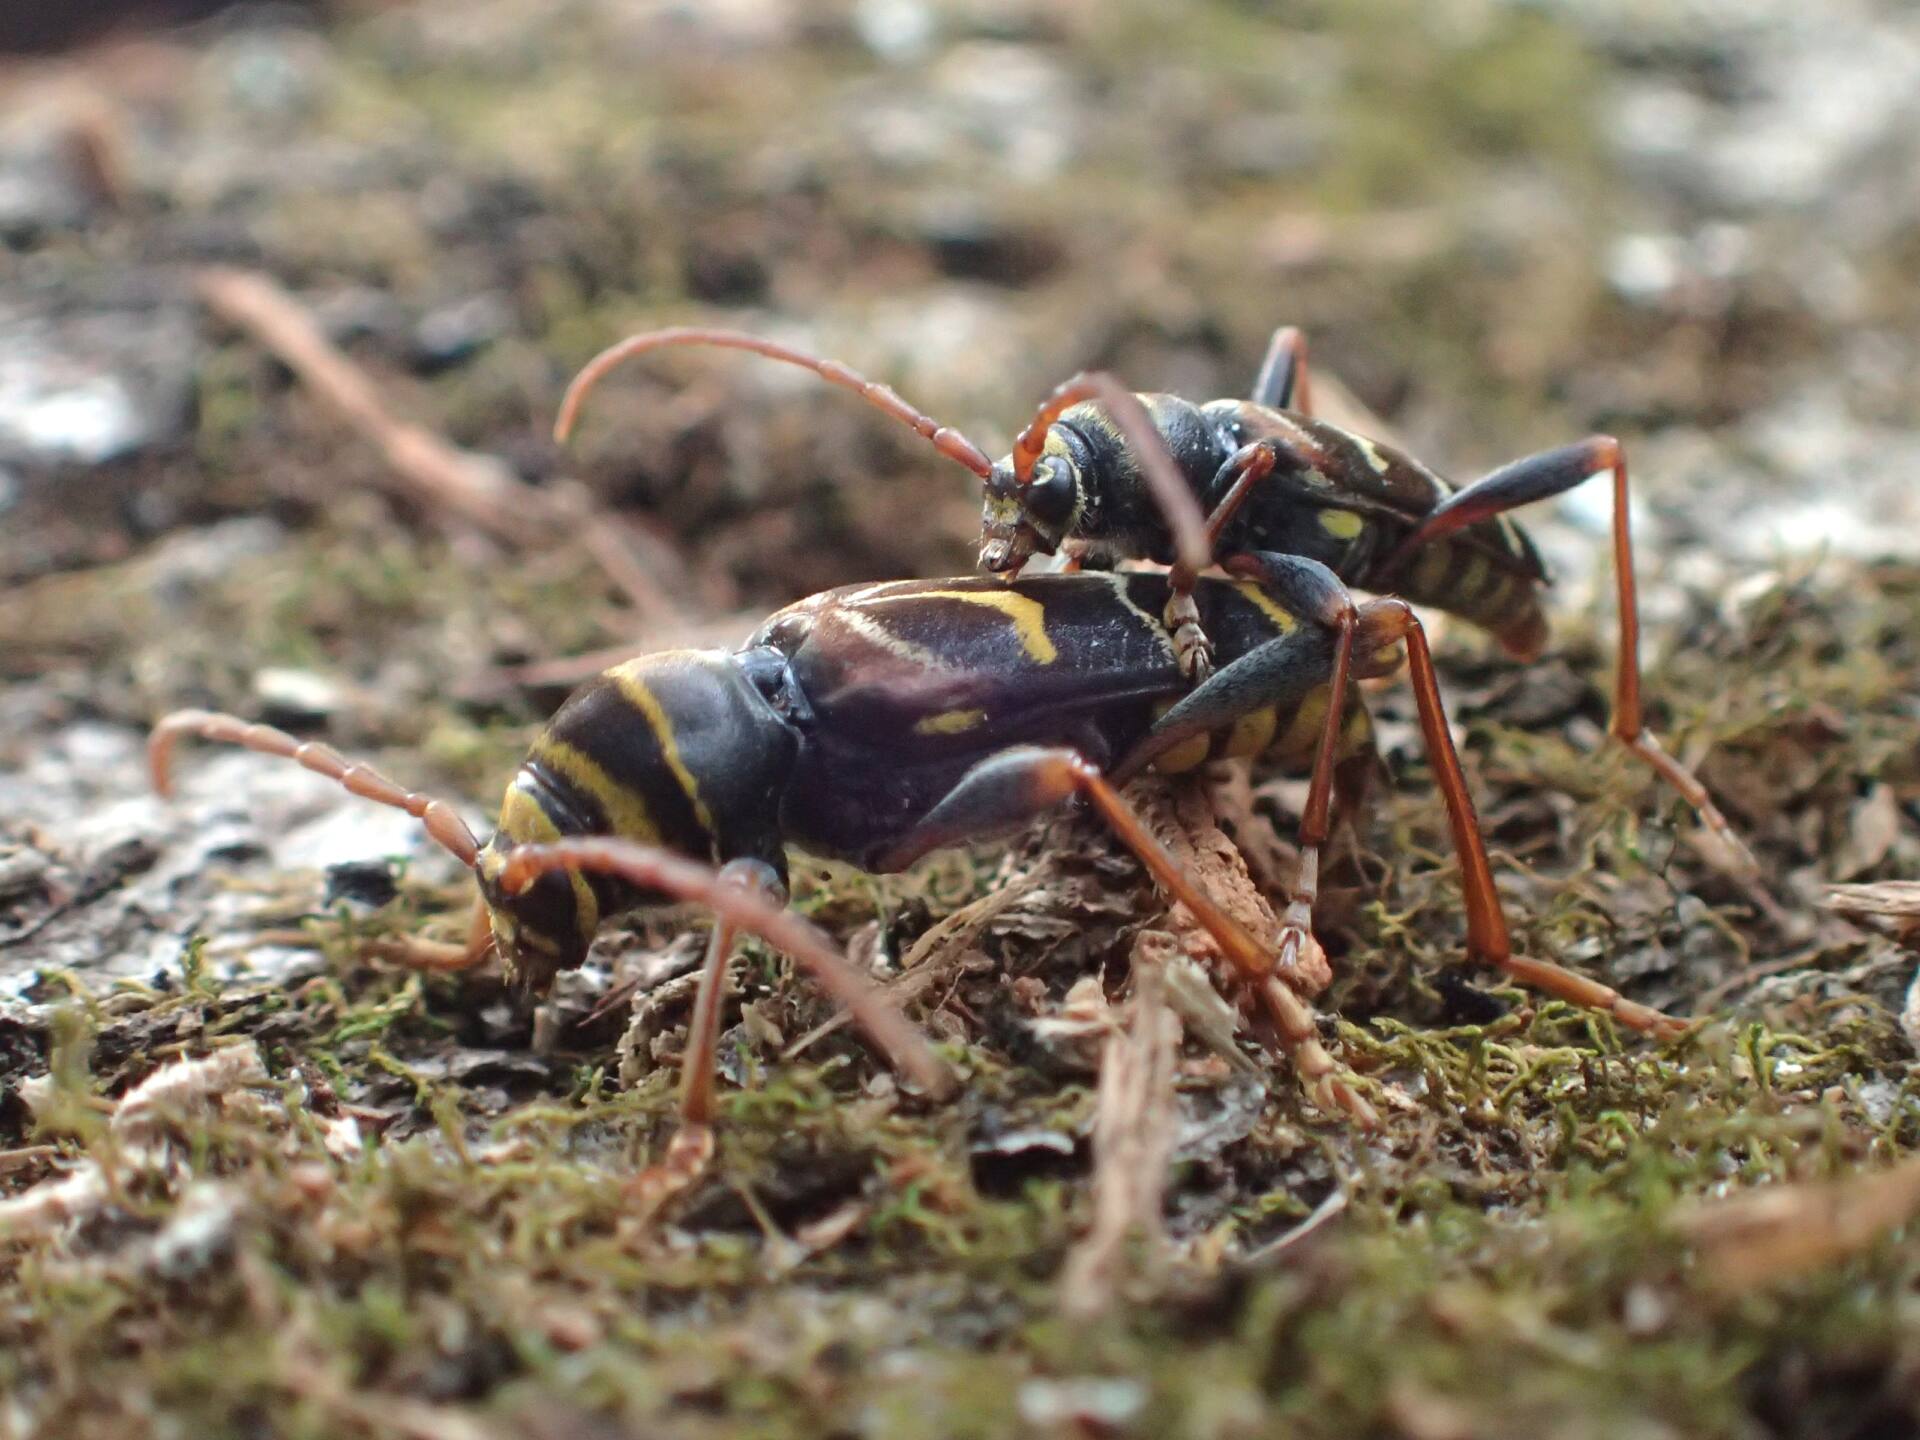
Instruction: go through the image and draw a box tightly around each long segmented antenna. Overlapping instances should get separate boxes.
[553,326,995,480]
[496,838,956,1099]
[1010,372,1210,580]
[150,709,481,867]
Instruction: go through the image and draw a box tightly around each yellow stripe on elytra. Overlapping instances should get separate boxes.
[1350,432,1391,474]
[1231,580,1300,634]
[1097,572,1178,662]
[531,738,660,844]
[1317,508,1365,541]
[914,708,986,735]
[866,588,1058,664]
[495,781,599,943]
[608,661,719,845]
[834,608,946,669]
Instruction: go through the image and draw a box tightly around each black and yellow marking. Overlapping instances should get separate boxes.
[862,587,1060,664]
[1390,536,1547,650]
[1146,682,1374,777]
[488,766,602,959]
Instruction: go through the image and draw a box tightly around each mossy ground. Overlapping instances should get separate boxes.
[3,2,1919,1436]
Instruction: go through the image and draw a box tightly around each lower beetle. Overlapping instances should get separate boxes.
[154,566,1682,1187]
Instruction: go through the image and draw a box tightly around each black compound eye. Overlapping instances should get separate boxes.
[739,645,803,722]
[1025,456,1077,528]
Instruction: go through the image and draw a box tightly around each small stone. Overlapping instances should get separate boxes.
[1622,1283,1668,1337]
[1018,1376,1145,1431]
[321,858,401,912]
[1607,233,1685,306]
[855,0,935,62]
[0,305,196,469]
[252,667,345,724]
[411,292,512,374]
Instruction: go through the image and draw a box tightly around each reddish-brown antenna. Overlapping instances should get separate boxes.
[150,709,481,867]
[553,326,994,480]
[148,710,956,1090]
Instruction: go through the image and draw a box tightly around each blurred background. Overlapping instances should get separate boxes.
[6,0,1916,608]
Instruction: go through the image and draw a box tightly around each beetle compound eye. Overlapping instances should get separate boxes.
[1026,456,1078,530]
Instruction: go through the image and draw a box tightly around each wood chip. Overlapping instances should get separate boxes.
[1059,939,1181,1318]
[1673,1156,1920,1290]
[1826,881,1920,936]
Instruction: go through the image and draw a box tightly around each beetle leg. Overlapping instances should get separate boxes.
[1358,598,1690,1039]
[1162,588,1213,682]
[495,839,954,1101]
[1162,443,1282,682]
[622,858,786,1216]
[1120,558,1362,763]
[1170,437,1347,683]
[1376,437,1756,875]
[1131,554,1365,1012]
[1250,324,1313,413]
[872,745,1374,1124]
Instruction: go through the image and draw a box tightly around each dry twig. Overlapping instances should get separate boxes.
[1059,935,1181,1318]
[194,267,681,623]
[196,267,541,541]
[1826,881,1920,939]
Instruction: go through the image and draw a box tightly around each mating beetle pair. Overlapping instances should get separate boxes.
[155,320,1732,1184]
[556,321,1748,873]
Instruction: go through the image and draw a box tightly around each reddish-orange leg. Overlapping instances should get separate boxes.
[1163,442,1312,678]
[614,857,783,1211]
[874,744,1375,1123]
[148,710,955,1102]
[1110,553,1370,1018]
[1378,436,1755,874]
[553,325,996,479]
[1358,600,1689,1037]
[492,837,954,1096]
[1108,578,1688,1044]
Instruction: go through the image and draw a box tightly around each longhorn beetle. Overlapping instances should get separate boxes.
[556,324,1752,875]
[153,557,1682,1193]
